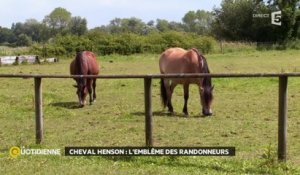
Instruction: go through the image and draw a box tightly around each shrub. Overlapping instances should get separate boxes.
[53,34,93,55]
[30,32,217,57]
[191,36,216,54]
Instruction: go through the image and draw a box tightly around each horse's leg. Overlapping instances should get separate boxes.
[163,80,173,113]
[168,82,177,113]
[92,78,97,102]
[183,83,189,116]
[87,78,93,105]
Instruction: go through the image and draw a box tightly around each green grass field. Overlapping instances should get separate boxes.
[0,50,300,174]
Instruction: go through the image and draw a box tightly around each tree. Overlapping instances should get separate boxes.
[11,22,24,37]
[11,19,51,43]
[24,19,51,42]
[275,0,299,41]
[212,0,256,41]
[108,18,123,33]
[121,17,146,34]
[212,0,299,42]
[43,7,72,35]
[156,19,170,32]
[16,34,32,46]
[294,7,300,38]
[168,21,185,32]
[182,10,214,35]
[0,27,16,44]
[147,20,155,27]
[105,17,149,34]
[69,16,87,36]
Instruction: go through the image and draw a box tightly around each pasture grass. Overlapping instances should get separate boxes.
[0,50,300,174]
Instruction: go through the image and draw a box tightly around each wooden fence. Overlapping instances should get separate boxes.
[1,73,300,161]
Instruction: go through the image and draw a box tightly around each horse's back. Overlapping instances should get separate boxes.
[70,51,100,75]
[159,48,200,74]
[83,51,100,75]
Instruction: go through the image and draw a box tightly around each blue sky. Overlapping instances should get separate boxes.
[0,0,222,29]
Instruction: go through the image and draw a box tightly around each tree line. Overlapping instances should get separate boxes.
[0,0,299,56]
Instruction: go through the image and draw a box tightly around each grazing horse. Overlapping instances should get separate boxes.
[70,51,100,107]
[159,48,214,116]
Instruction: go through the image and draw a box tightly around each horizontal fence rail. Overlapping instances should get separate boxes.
[1,73,300,161]
[1,73,300,78]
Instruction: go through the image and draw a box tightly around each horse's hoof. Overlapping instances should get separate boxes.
[183,109,189,116]
[202,113,213,117]
[168,109,174,113]
[168,111,174,116]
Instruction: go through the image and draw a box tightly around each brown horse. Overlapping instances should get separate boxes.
[159,47,213,116]
[70,51,100,107]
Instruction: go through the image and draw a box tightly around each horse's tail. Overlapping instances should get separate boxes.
[160,78,168,108]
[75,51,83,75]
[75,51,86,86]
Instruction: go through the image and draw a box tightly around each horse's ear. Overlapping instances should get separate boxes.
[211,85,214,91]
[73,85,78,88]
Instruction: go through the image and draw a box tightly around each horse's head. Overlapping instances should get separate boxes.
[73,78,87,107]
[200,82,214,116]
[195,50,213,116]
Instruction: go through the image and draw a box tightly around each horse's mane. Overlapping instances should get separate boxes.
[191,48,212,88]
[201,55,212,89]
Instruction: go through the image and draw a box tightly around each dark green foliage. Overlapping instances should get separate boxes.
[1,7,88,47]
[100,33,144,55]
[212,0,299,42]
[69,16,88,36]
[30,35,93,57]
[29,31,216,57]
[182,10,214,35]
[43,7,72,35]
[53,34,93,54]
[0,27,16,44]
[30,44,66,57]
[16,34,32,46]
[92,31,215,55]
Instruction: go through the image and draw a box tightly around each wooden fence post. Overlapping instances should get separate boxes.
[34,78,43,144]
[278,76,288,161]
[220,40,224,54]
[144,78,153,147]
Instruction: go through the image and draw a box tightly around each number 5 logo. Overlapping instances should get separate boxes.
[271,11,282,26]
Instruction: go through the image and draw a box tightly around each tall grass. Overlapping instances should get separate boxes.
[212,41,257,54]
[212,40,300,54]
[0,46,30,56]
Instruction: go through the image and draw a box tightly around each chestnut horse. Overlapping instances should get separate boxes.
[159,48,213,116]
[70,51,100,107]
